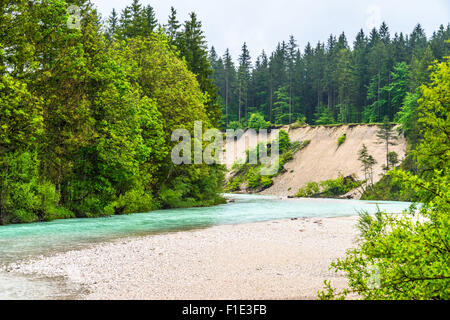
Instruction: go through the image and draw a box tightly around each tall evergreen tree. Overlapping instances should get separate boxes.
[105,8,119,40]
[165,6,180,44]
[222,49,237,125]
[237,42,251,122]
[177,12,221,125]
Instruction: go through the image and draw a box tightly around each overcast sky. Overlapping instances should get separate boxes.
[91,0,450,62]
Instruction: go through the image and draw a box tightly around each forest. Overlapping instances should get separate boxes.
[0,0,225,225]
[0,0,448,226]
[209,22,449,128]
[0,0,449,301]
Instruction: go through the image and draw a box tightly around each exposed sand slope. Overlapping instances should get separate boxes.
[8,216,359,300]
[225,125,407,198]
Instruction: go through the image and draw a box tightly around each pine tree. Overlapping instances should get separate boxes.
[392,32,409,63]
[273,86,290,125]
[379,22,390,45]
[409,24,428,57]
[377,116,398,171]
[429,24,450,60]
[237,42,251,122]
[209,46,226,124]
[142,5,157,35]
[177,12,222,126]
[410,45,435,90]
[358,144,377,188]
[165,6,180,44]
[106,9,119,40]
[388,62,410,118]
[287,35,298,123]
[353,29,369,120]
[222,49,236,125]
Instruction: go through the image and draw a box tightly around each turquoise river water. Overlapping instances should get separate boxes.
[0,194,412,299]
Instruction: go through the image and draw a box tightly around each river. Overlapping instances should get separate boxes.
[0,194,412,299]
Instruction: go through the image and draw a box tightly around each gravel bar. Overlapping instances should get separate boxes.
[6,216,359,300]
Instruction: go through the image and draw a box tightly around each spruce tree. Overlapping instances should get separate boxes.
[178,12,222,126]
[377,116,399,171]
[165,6,180,44]
[237,42,251,122]
[106,9,119,40]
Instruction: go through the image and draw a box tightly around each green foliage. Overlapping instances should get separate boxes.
[290,115,307,129]
[260,176,273,188]
[0,1,224,224]
[388,152,399,168]
[0,152,40,224]
[337,134,347,147]
[296,175,362,198]
[115,188,156,215]
[361,104,378,123]
[275,130,292,154]
[320,59,450,300]
[357,207,384,237]
[388,62,410,118]
[296,115,307,126]
[395,92,420,144]
[358,144,377,187]
[361,173,417,202]
[228,121,244,130]
[36,181,74,221]
[273,86,291,125]
[377,116,399,171]
[314,106,335,125]
[207,21,448,127]
[295,182,320,198]
[246,167,262,189]
[225,176,244,192]
[320,176,362,197]
[247,113,270,130]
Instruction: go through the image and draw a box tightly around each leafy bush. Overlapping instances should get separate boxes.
[36,181,74,221]
[291,140,311,154]
[337,133,347,147]
[290,115,307,129]
[0,152,40,224]
[320,175,361,196]
[260,176,273,188]
[272,130,291,154]
[295,182,320,198]
[158,184,189,209]
[225,176,244,192]
[246,167,261,189]
[248,113,270,130]
[115,188,156,215]
[295,175,362,198]
[228,121,244,130]
[361,165,417,202]
[279,150,293,168]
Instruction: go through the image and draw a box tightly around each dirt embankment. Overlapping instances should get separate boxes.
[224,125,407,198]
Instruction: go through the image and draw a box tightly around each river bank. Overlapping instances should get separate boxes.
[224,124,407,198]
[4,215,360,300]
